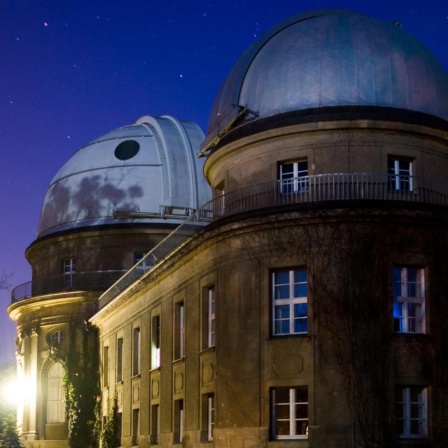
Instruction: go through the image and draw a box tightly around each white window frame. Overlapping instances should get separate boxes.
[47,362,65,423]
[116,337,123,383]
[134,252,156,272]
[208,394,214,441]
[132,408,140,445]
[132,327,141,376]
[49,330,64,346]
[272,269,308,335]
[388,157,413,192]
[63,258,75,289]
[103,346,109,388]
[175,399,184,443]
[179,303,185,358]
[272,387,308,439]
[393,266,425,334]
[151,315,161,369]
[151,404,160,444]
[396,386,428,438]
[208,287,216,348]
[279,161,308,194]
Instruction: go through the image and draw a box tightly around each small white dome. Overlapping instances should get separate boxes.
[38,115,211,237]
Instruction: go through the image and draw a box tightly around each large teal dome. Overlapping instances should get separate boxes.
[202,9,448,150]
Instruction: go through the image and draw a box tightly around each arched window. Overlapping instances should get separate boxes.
[47,362,65,423]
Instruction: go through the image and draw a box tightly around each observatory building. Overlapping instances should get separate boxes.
[9,9,448,448]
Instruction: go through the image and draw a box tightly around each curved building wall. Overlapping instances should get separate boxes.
[92,203,448,447]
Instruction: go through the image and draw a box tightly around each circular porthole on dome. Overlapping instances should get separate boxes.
[114,140,140,160]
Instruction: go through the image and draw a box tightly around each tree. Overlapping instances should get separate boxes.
[0,271,12,290]
[2,415,24,448]
[101,391,119,448]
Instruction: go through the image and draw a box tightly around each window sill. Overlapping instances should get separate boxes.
[172,357,185,365]
[199,346,216,355]
[393,332,431,340]
[269,333,311,341]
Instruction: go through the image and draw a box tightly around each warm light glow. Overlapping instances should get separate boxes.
[1,377,21,405]
[0,368,36,410]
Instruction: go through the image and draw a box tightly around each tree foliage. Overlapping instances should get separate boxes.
[2,415,24,448]
[101,391,119,448]
[54,319,100,448]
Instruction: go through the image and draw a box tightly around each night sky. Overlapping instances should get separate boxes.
[1,0,447,364]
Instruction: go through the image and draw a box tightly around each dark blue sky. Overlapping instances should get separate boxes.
[1,0,447,364]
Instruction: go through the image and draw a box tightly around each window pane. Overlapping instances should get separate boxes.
[392,267,402,297]
[294,319,307,333]
[275,285,290,300]
[280,164,294,177]
[275,320,290,335]
[274,271,290,284]
[295,404,308,419]
[275,305,290,334]
[276,421,290,436]
[393,302,403,332]
[294,303,307,317]
[294,269,307,283]
[294,304,308,333]
[275,305,290,319]
[296,386,308,402]
[297,161,308,175]
[294,283,307,297]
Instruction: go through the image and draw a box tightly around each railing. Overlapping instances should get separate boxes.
[98,172,448,307]
[11,270,128,302]
[11,174,448,305]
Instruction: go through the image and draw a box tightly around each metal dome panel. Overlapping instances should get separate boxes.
[203,10,448,150]
[38,116,211,237]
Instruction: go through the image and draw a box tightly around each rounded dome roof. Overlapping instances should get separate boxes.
[202,9,448,150]
[38,115,211,237]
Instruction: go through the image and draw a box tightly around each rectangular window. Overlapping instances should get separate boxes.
[393,266,425,333]
[103,346,109,388]
[63,258,75,289]
[215,182,225,215]
[271,387,308,439]
[208,394,214,441]
[174,302,185,360]
[201,393,215,441]
[116,337,123,382]
[151,316,161,369]
[132,328,141,376]
[116,412,122,446]
[396,386,428,437]
[202,285,216,350]
[272,269,308,335]
[208,287,216,348]
[132,408,139,445]
[388,157,413,192]
[151,404,160,445]
[174,399,184,443]
[134,251,156,272]
[279,161,308,194]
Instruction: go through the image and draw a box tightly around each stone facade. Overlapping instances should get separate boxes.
[8,9,448,448]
